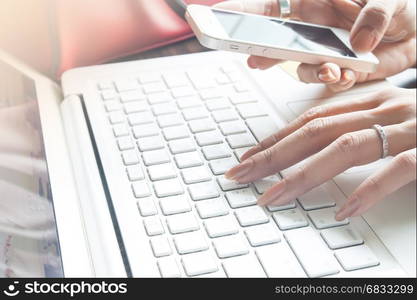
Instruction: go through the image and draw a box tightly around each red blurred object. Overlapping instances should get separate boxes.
[0,0,223,80]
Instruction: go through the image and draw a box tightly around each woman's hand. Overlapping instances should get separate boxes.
[225,87,416,219]
[214,0,416,91]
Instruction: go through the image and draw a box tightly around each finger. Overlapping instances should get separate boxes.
[326,69,358,92]
[336,148,416,221]
[229,108,404,184]
[257,122,415,206]
[297,62,341,84]
[247,55,284,69]
[239,90,389,162]
[213,0,280,16]
[350,0,398,52]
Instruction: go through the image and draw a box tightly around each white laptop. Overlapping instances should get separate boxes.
[0,48,415,278]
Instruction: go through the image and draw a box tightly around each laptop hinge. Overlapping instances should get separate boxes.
[61,94,127,277]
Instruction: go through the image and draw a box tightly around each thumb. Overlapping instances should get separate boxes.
[349,0,397,52]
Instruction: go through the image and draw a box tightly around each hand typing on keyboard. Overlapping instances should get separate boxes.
[225,87,416,220]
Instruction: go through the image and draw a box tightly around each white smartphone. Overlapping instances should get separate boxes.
[186,4,379,73]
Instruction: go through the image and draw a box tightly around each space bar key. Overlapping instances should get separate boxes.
[284,227,340,278]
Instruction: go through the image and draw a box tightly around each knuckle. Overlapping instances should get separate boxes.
[395,151,416,172]
[261,147,274,164]
[334,133,364,163]
[301,117,330,139]
[300,106,328,123]
[364,177,383,195]
[363,4,391,27]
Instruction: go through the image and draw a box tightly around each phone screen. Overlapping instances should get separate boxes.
[213,9,357,58]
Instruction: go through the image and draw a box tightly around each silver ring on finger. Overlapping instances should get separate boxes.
[372,124,389,159]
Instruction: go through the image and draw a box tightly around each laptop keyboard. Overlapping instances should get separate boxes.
[97,63,380,277]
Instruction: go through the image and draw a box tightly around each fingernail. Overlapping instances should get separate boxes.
[248,59,258,69]
[257,180,286,206]
[318,68,336,82]
[351,26,378,52]
[341,70,355,85]
[225,159,254,181]
[335,197,362,221]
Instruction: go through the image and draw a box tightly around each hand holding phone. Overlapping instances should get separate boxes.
[186,0,416,92]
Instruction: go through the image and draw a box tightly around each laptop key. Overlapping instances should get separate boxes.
[181,252,219,277]
[168,138,196,154]
[152,103,177,115]
[212,109,240,123]
[137,197,157,216]
[195,131,224,146]
[128,111,154,126]
[174,152,203,169]
[188,180,220,201]
[219,120,247,136]
[209,157,239,175]
[204,215,239,238]
[157,257,181,278]
[308,208,349,229]
[195,197,229,219]
[117,136,134,151]
[335,245,379,271]
[181,166,211,184]
[157,113,183,128]
[143,82,166,94]
[222,254,266,278]
[267,202,296,212]
[105,100,122,112]
[132,123,159,139]
[255,243,305,277]
[101,89,117,99]
[320,226,363,249]
[176,96,201,109]
[119,90,146,102]
[150,236,172,257]
[166,212,199,234]
[122,150,140,165]
[159,195,192,216]
[229,92,256,105]
[244,223,281,247]
[132,182,151,198]
[137,136,165,152]
[163,125,190,141]
[124,101,149,114]
[126,165,145,181]
[148,91,173,105]
[108,111,125,124]
[213,235,249,258]
[205,97,231,111]
[202,144,231,160]
[173,231,209,254]
[147,163,177,181]
[153,178,184,197]
[142,149,170,166]
[226,133,257,149]
[217,175,248,191]
[182,107,209,121]
[234,206,269,227]
[298,186,336,210]
[285,227,340,277]
[253,175,281,194]
[234,147,252,162]
[246,116,280,142]
[113,124,129,137]
[236,103,267,119]
[143,216,165,236]
[171,86,196,98]
[273,208,308,230]
[188,118,216,133]
[225,188,257,208]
